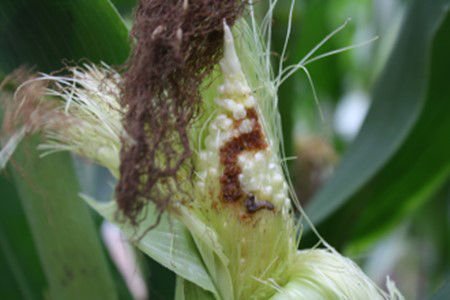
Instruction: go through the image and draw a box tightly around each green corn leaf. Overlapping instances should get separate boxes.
[345,12,450,252]
[82,195,219,298]
[430,276,450,300]
[10,137,119,299]
[430,280,450,300]
[306,0,450,251]
[0,0,131,298]
[110,0,137,16]
[0,95,46,299]
[0,0,130,74]
[0,174,47,300]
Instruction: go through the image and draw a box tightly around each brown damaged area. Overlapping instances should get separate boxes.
[219,108,268,208]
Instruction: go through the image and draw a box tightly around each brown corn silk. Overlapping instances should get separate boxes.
[1,69,70,137]
[116,0,246,224]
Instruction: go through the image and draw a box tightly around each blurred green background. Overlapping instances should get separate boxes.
[0,0,449,299]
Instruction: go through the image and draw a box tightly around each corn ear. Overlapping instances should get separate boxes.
[0,2,405,299]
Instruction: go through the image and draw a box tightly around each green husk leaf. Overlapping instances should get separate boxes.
[270,249,403,300]
[176,205,234,300]
[82,195,219,298]
[175,276,215,300]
